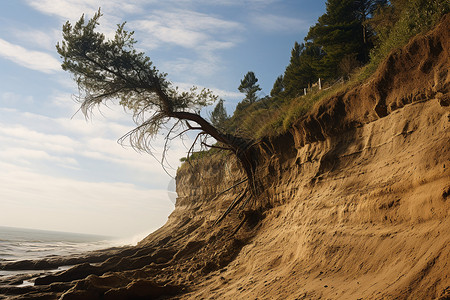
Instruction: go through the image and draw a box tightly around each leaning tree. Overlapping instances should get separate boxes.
[57,10,259,225]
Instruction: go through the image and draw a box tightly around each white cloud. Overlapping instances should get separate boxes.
[0,124,77,148]
[153,0,279,7]
[0,166,173,236]
[250,13,309,33]
[0,38,61,73]
[0,101,184,236]
[0,101,186,182]
[133,9,240,50]
[161,56,220,80]
[138,21,207,49]
[129,9,242,79]
[25,0,144,20]
[213,88,242,100]
[0,147,79,168]
[1,92,34,105]
[24,0,142,43]
[11,28,61,51]
[23,1,243,82]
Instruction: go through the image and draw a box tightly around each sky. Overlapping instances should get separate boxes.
[0,0,326,238]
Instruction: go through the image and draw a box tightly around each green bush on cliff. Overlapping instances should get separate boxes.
[221,0,449,140]
[185,0,450,161]
[360,0,450,80]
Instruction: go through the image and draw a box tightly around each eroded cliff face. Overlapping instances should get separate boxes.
[181,98,449,300]
[169,15,450,299]
[1,14,448,300]
[82,14,450,299]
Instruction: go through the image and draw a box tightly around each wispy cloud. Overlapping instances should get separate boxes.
[132,9,241,80]
[0,147,78,168]
[0,100,178,236]
[152,0,279,7]
[0,97,186,183]
[24,0,243,82]
[250,13,310,33]
[160,56,219,81]
[133,9,240,50]
[24,0,143,42]
[25,0,143,20]
[1,92,34,105]
[0,38,61,73]
[11,28,61,51]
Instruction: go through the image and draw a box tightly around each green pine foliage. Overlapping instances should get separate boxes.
[270,75,284,98]
[210,99,229,130]
[361,0,450,79]
[238,71,261,104]
[305,0,371,79]
[201,0,449,148]
[282,42,323,98]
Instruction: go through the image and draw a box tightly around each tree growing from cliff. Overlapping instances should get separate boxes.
[57,10,258,223]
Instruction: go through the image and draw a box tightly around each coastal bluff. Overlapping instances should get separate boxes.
[1,13,449,300]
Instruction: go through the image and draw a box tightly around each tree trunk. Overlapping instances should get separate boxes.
[155,84,259,197]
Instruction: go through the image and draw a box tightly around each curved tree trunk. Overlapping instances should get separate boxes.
[155,85,258,194]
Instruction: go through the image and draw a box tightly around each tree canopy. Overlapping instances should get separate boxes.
[238,71,261,104]
[210,99,229,130]
[270,75,284,99]
[263,0,393,105]
[305,0,367,79]
[57,10,260,225]
[282,42,322,98]
[56,10,244,161]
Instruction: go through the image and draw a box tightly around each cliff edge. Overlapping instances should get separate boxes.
[148,13,450,300]
[0,13,448,300]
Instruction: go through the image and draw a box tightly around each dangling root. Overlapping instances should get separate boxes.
[212,142,261,229]
[208,178,247,203]
[230,216,247,236]
[213,189,249,226]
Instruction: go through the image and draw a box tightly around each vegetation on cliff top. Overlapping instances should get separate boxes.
[177,0,448,165]
[220,0,449,141]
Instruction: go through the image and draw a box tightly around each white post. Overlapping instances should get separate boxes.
[318,78,322,90]
[304,88,307,96]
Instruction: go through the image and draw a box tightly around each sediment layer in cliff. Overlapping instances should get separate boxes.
[176,15,450,299]
[1,13,449,300]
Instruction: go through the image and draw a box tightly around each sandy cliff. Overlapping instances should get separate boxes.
[1,13,449,300]
[179,95,449,300]
[169,14,450,299]
[145,13,450,299]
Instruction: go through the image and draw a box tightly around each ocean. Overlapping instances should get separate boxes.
[0,225,119,279]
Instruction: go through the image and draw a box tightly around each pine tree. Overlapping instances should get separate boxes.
[270,75,284,98]
[210,99,228,129]
[354,0,389,59]
[282,42,322,98]
[306,0,368,79]
[238,71,261,104]
[57,10,264,224]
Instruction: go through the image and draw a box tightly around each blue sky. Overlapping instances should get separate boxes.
[0,0,326,237]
